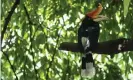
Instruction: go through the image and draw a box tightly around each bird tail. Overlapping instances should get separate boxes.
[81,52,95,78]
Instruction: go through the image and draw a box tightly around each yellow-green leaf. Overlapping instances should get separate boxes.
[124,0,131,17]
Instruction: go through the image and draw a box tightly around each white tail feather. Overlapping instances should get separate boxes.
[81,63,95,78]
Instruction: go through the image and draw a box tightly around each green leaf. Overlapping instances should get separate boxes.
[129,52,133,61]
[35,33,46,45]
[124,0,131,17]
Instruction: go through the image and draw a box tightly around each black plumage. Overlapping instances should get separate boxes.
[78,15,100,76]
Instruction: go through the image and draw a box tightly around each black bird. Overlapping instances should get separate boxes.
[78,3,108,77]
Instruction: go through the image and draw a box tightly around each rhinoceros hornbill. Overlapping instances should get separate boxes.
[78,3,108,77]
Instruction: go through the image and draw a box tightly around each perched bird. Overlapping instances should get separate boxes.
[78,3,108,77]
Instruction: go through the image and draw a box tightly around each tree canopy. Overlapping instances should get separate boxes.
[1,0,133,80]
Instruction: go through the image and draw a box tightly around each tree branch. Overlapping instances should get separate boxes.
[59,38,133,54]
[1,0,20,43]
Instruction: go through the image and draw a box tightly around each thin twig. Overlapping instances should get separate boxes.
[23,5,33,25]
[2,31,18,79]
[45,20,62,79]
[23,4,38,80]
[45,28,61,80]
[2,51,18,80]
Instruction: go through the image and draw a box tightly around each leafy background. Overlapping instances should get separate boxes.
[1,0,133,80]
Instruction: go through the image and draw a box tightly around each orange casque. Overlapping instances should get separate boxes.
[86,3,103,19]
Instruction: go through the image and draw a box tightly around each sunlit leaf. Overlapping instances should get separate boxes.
[124,0,131,17]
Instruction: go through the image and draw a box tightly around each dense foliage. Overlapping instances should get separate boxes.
[1,0,133,80]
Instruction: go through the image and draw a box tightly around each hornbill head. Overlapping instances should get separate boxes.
[86,3,109,22]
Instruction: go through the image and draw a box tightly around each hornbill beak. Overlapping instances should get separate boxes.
[93,15,109,22]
